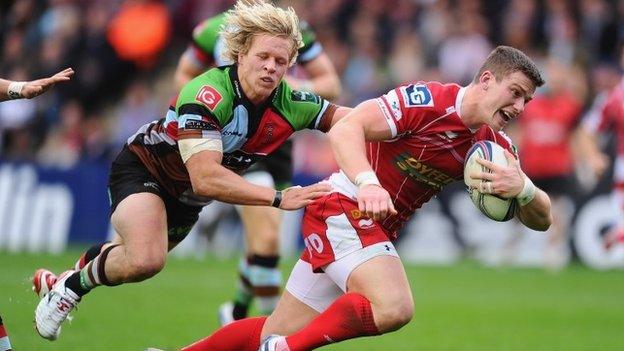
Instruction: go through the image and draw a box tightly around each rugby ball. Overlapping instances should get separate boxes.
[464,141,517,222]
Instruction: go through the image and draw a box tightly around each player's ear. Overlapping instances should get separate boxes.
[479,71,493,90]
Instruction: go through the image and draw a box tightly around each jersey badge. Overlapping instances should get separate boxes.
[196,85,223,110]
[401,84,434,108]
[291,90,320,104]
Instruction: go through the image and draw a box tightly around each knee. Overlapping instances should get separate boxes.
[375,298,414,332]
[126,253,166,282]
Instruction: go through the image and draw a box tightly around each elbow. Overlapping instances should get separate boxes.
[189,171,220,198]
[529,213,553,232]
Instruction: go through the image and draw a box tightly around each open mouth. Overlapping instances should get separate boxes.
[499,110,513,122]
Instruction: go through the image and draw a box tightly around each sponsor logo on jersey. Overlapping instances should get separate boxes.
[184,119,218,131]
[394,152,455,190]
[401,84,434,107]
[291,90,320,104]
[385,90,403,120]
[350,209,363,219]
[195,85,223,110]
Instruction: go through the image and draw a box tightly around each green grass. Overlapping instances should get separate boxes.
[1,249,623,350]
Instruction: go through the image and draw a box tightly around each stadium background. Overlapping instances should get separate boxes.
[1,0,623,350]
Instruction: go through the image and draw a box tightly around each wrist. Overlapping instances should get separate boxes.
[271,190,282,208]
[516,175,536,206]
[7,81,26,99]
[354,171,380,188]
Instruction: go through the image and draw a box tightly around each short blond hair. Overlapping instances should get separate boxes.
[221,1,303,66]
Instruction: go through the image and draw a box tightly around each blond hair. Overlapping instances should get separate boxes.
[221,1,303,66]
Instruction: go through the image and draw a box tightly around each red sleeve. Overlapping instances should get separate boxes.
[375,83,436,138]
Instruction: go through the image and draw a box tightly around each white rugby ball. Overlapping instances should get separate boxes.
[464,140,517,222]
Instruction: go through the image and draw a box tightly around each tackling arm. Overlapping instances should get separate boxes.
[185,148,330,210]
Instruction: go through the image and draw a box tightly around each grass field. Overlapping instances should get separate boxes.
[1,249,623,351]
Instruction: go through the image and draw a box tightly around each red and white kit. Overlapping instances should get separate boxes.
[583,78,624,216]
[288,82,516,312]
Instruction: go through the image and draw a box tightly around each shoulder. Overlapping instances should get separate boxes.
[273,82,327,129]
[177,67,234,119]
[383,81,459,114]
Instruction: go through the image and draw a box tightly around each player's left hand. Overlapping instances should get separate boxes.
[357,184,397,221]
[21,68,74,99]
[471,150,524,198]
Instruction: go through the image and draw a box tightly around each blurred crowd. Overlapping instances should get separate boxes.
[0,0,623,179]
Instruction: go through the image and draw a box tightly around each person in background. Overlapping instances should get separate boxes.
[0,68,73,102]
[511,57,585,269]
[174,1,342,324]
[576,45,624,250]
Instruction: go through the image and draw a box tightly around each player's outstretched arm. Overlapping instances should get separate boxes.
[185,148,330,209]
[0,68,74,102]
[328,99,397,220]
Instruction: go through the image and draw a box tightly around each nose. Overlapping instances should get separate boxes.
[513,98,525,114]
[264,58,276,73]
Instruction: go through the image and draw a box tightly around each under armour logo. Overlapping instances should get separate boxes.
[384,244,391,251]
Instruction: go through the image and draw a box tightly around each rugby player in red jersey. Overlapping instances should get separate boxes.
[577,45,624,250]
[173,46,553,351]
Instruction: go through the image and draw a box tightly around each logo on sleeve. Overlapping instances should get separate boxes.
[196,85,223,110]
[401,84,434,107]
[385,89,403,120]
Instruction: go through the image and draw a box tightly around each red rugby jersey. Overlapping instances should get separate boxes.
[328,82,515,238]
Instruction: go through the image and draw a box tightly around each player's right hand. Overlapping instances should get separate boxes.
[357,184,397,221]
[279,183,332,210]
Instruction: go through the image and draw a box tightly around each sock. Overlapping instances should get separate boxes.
[74,242,109,270]
[0,316,12,351]
[285,293,379,351]
[65,244,120,297]
[232,258,254,320]
[247,254,281,315]
[181,316,266,351]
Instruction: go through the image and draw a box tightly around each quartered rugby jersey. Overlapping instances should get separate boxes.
[328,82,516,238]
[127,65,336,206]
[189,13,323,68]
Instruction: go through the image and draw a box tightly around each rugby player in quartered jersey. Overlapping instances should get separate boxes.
[32,3,350,342]
[127,64,337,206]
[174,8,342,326]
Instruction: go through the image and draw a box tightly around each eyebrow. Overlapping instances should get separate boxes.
[511,83,533,102]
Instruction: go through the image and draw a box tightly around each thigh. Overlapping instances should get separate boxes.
[111,192,168,258]
[263,259,341,337]
[344,255,412,310]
